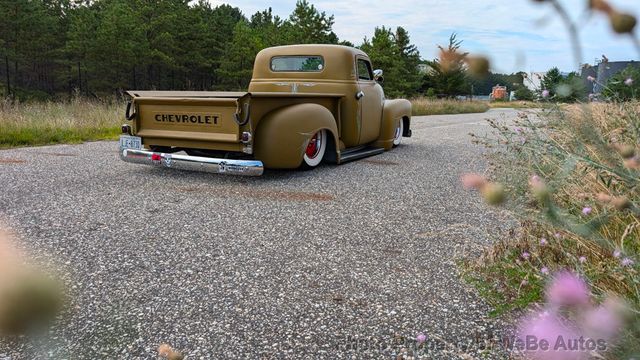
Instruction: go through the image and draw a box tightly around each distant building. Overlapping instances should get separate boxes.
[581,60,639,94]
[491,85,508,100]
[524,72,547,91]
[417,63,431,74]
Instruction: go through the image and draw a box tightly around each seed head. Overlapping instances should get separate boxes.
[481,182,506,205]
[610,12,637,34]
[466,56,490,78]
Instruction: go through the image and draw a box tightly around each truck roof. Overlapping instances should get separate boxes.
[252,44,369,81]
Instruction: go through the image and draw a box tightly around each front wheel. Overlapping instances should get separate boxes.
[392,119,403,147]
[301,129,327,168]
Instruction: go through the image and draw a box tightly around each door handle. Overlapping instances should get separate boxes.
[355,91,364,100]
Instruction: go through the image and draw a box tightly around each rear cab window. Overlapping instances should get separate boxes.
[270,56,324,72]
[357,59,373,81]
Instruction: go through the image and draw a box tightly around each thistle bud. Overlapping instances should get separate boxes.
[0,271,64,335]
[617,144,635,159]
[529,175,551,204]
[466,56,490,78]
[596,192,613,203]
[461,173,487,190]
[481,182,506,205]
[623,157,640,169]
[610,12,637,34]
[611,196,631,210]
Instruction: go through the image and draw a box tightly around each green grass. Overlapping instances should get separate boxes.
[411,97,490,116]
[0,98,123,148]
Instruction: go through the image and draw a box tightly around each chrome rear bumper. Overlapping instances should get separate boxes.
[120,148,264,176]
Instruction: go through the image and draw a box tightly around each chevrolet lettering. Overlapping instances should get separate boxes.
[154,114,219,125]
[119,44,413,176]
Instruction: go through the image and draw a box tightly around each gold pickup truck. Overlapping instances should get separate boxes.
[119,44,412,176]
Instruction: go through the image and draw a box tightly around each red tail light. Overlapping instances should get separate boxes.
[151,153,161,161]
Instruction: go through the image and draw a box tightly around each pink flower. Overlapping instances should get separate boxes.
[587,75,595,82]
[582,298,624,341]
[522,252,531,260]
[554,232,562,239]
[621,258,634,267]
[625,77,634,86]
[416,333,427,344]
[517,311,583,360]
[579,256,586,264]
[542,89,550,98]
[541,267,549,275]
[540,238,547,246]
[546,271,590,307]
[461,173,486,190]
[582,207,592,215]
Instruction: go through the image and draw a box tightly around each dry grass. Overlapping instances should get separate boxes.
[0,98,123,148]
[411,97,489,116]
[466,101,640,356]
[488,101,545,109]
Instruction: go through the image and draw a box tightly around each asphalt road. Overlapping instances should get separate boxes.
[0,109,520,359]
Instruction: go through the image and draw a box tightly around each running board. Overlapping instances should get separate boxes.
[338,146,385,164]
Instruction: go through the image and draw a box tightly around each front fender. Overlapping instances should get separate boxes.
[374,99,412,150]
[254,103,339,169]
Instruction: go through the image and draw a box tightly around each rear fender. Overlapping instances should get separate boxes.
[254,103,339,169]
[373,99,412,150]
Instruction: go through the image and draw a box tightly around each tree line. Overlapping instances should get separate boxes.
[0,0,523,100]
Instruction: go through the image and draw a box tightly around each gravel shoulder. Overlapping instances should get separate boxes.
[0,109,520,359]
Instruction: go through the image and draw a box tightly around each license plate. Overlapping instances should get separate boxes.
[119,135,142,150]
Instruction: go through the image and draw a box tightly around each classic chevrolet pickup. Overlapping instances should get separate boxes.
[119,44,412,176]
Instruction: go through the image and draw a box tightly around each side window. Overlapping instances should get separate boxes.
[357,59,373,81]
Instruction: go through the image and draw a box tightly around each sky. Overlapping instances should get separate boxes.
[207,0,639,74]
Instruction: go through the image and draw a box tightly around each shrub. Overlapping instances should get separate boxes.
[514,86,534,101]
[601,65,640,101]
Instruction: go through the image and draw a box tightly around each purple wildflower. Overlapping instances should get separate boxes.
[514,127,523,134]
[522,252,530,260]
[546,271,590,307]
[540,238,547,246]
[542,89,550,98]
[582,207,592,215]
[579,256,587,264]
[517,311,583,360]
[625,78,634,86]
[541,267,549,275]
[582,298,624,341]
[613,249,621,258]
[621,258,634,267]
[416,333,427,344]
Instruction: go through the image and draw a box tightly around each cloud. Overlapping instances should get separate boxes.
[208,0,639,72]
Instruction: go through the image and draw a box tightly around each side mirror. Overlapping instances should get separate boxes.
[373,69,384,84]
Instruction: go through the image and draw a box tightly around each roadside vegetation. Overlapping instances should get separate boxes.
[411,98,489,116]
[459,1,640,358]
[487,101,544,109]
[0,98,122,148]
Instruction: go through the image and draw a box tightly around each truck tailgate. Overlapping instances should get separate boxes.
[127,91,248,145]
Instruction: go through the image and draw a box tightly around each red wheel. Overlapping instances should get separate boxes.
[302,130,327,168]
